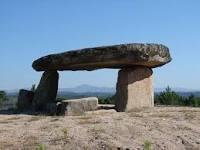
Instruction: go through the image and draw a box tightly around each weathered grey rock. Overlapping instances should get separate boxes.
[17,89,34,111]
[32,43,171,71]
[32,71,59,111]
[115,67,154,112]
[60,97,98,116]
[45,102,62,115]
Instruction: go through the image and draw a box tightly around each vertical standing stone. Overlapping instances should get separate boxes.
[33,71,59,111]
[17,89,34,111]
[115,67,154,112]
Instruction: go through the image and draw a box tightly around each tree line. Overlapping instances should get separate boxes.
[155,86,200,107]
[1,86,200,107]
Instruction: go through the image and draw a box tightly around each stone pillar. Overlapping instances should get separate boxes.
[115,67,154,112]
[17,89,34,111]
[33,71,59,111]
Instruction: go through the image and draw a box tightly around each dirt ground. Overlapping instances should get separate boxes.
[0,106,199,150]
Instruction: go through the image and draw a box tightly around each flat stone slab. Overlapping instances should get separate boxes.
[32,43,171,71]
[59,97,98,116]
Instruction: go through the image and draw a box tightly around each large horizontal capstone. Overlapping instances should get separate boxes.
[32,43,171,71]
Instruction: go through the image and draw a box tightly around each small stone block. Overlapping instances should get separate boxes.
[60,97,98,116]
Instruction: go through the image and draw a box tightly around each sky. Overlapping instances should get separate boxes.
[0,0,200,90]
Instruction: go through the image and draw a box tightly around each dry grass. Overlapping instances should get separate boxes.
[27,116,46,122]
[62,128,68,137]
[79,119,101,125]
[50,118,60,122]
[0,107,199,149]
[0,120,12,124]
[0,116,21,124]
[127,107,145,113]
[75,115,93,120]
[150,113,171,118]
[21,135,40,150]
[183,112,195,120]
[6,116,21,121]
[76,115,102,124]
[0,141,14,149]
[128,112,144,118]
[90,127,106,134]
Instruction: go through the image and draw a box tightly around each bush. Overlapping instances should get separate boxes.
[155,86,200,107]
[56,97,67,102]
[98,96,115,104]
[155,86,181,105]
[0,90,8,104]
[187,95,200,107]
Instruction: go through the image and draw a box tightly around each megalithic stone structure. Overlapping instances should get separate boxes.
[32,43,171,112]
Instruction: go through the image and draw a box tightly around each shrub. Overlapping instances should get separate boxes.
[56,97,67,102]
[37,144,46,150]
[155,86,181,105]
[144,140,152,150]
[0,91,8,104]
[98,96,115,104]
[155,86,200,107]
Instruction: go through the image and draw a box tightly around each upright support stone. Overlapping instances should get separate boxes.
[17,89,34,111]
[33,71,59,111]
[115,67,154,112]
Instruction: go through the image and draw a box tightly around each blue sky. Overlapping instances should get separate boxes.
[0,0,200,90]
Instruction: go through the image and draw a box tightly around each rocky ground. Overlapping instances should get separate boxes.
[0,106,200,150]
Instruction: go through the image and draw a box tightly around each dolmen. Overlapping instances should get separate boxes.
[32,43,171,112]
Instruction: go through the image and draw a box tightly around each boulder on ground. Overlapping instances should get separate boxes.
[45,102,62,115]
[59,97,98,116]
[32,43,171,71]
[17,89,34,111]
[32,71,59,111]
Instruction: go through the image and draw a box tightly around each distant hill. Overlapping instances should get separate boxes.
[155,87,200,93]
[59,84,115,93]
[57,91,113,99]
[5,84,200,98]
[57,84,115,98]
[58,85,200,98]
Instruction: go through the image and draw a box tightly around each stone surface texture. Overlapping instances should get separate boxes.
[45,102,62,115]
[17,89,34,111]
[115,67,154,112]
[60,97,98,115]
[32,43,171,71]
[32,71,59,111]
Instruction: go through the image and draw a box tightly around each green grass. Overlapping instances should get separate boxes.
[144,140,152,150]
[62,128,68,138]
[37,143,46,150]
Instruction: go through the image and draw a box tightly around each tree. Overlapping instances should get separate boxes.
[155,86,181,105]
[188,94,200,107]
[155,87,200,107]
[98,96,115,104]
[0,91,8,104]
